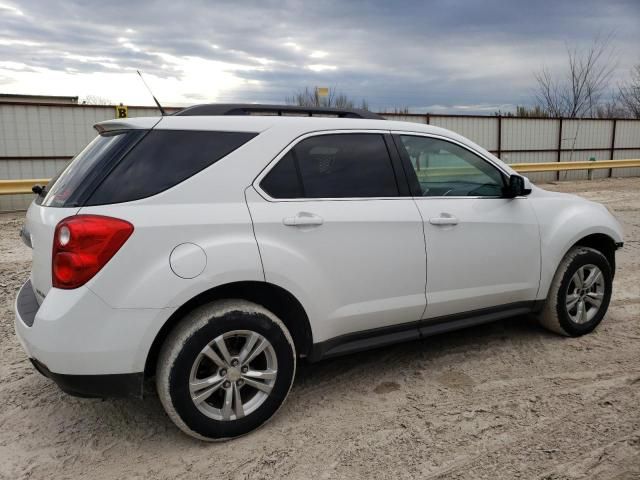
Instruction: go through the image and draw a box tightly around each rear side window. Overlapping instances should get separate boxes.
[260,133,399,198]
[87,130,257,205]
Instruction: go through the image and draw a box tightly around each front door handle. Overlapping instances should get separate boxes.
[429,214,459,226]
[283,213,324,226]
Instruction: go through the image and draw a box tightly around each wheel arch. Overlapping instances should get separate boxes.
[144,281,313,378]
[572,233,617,275]
[539,230,619,301]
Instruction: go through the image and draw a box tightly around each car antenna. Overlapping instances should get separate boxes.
[136,69,166,116]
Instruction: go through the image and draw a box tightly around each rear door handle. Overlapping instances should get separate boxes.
[429,214,459,226]
[283,213,324,226]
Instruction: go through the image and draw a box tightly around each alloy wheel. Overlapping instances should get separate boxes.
[565,264,605,324]
[188,330,278,421]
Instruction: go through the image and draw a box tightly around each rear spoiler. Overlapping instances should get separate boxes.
[94,117,161,134]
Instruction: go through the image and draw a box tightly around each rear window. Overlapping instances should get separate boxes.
[42,131,142,207]
[87,130,257,205]
[43,129,257,207]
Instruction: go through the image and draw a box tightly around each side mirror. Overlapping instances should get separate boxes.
[504,174,532,198]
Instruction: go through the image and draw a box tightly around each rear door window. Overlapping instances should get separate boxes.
[259,151,304,199]
[260,133,399,198]
[86,130,257,205]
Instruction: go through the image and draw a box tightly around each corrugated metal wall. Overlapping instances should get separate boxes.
[500,118,560,183]
[0,104,165,210]
[614,121,640,177]
[1,104,639,211]
[430,116,499,151]
[382,113,640,183]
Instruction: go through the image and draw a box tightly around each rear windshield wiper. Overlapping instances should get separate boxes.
[32,184,47,197]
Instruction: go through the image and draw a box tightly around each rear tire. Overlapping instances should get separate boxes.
[156,300,296,441]
[539,246,612,336]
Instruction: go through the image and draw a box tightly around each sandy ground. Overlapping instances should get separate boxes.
[0,177,638,480]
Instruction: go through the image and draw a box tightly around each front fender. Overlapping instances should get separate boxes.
[533,193,623,299]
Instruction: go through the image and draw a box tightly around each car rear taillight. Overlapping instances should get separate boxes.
[52,215,134,289]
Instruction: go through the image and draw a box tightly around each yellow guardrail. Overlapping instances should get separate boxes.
[417,159,640,178]
[0,160,639,195]
[0,178,50,195]
[512,159,640,173]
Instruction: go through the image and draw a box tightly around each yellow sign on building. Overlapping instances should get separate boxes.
[115,105,128,118]
[316,87,329,97]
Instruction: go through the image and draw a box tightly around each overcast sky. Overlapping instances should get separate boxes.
[1,0,638,113]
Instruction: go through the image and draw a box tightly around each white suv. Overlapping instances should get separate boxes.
[14,104,623,440]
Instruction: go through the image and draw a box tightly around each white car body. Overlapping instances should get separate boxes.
[14,112,623,398]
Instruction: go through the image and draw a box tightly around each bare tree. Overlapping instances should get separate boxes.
[512,105,549,117]
[533,34,617,117]
[80,95,114,105]
[618,64,640,118]
[595,101,627,119]
[286,87,368,110]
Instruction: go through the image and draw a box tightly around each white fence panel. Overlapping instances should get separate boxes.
[0,105,166,158]
[380,114,427,124]
[615,121,640,148]
[502,118,559,150]
[0,193,32,212]
[429,116,499,151]
[0,104,111,157]
[561,120,612,150]
[613,149,640,177]
[0,157,69,180]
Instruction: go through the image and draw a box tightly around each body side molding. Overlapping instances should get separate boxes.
[308,301,539,361]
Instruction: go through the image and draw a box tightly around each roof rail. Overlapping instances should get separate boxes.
[174,103,383,120]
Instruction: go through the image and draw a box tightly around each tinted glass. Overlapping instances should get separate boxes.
[260,151,303,198]
[87,130,256,205]
[398,136,505,197]
[261,134,398,199]
[42,131,140,207]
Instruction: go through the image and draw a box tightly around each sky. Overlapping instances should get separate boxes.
[1,0,639,113]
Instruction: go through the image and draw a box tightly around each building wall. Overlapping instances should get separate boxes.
[0,104,167,210]
[0,94,78,104]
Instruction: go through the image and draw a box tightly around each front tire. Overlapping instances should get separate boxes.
[539,246,612,336]
[156,300,296,441]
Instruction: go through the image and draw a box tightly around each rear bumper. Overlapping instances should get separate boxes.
[14,279,174,397]
[15,279,38,327]
[29,358,143,398]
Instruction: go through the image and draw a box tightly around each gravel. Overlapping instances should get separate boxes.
[0,177,638,479]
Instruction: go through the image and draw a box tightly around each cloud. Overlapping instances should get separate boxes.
[0,2,24,15]
[0,0,638,111]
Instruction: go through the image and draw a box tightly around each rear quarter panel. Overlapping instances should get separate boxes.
[78,200,264,309]
[73,126,290,309]
[24,202,80,302]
